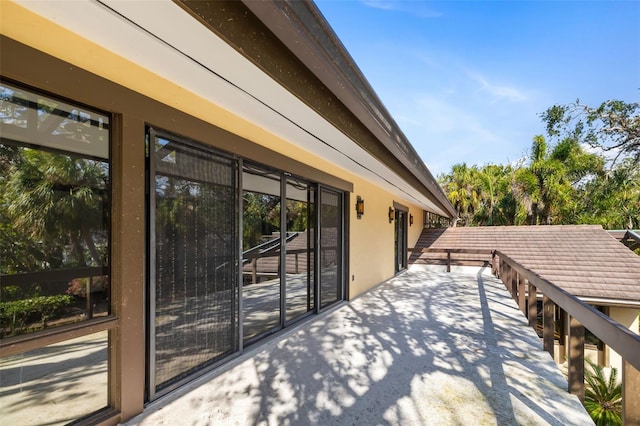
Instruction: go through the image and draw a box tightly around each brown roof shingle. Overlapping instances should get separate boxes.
[411,225,640,302]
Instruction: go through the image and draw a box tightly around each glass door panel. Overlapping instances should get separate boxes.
[149,131,238,395]
[284,179,315,323]
[241,165,281,342]
[319,188,343,308]
[394,210,408,272]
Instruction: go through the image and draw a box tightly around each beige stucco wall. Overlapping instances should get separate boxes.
[1,1,433,298]
[348,176,425,297]
[607,307,640,373]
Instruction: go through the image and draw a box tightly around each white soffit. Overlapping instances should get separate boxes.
[14,0,447,216]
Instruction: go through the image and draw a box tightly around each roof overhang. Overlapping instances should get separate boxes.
[8,0,455,217]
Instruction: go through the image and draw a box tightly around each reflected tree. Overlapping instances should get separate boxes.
[3,147,108,269]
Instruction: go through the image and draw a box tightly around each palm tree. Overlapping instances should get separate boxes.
[440,163,481,227]
[5,147,109,269]
[584,359,622,426]
[468,164,517,226]
[512,136,602,225]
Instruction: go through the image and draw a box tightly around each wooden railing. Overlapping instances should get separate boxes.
[492,250,640,424]
[408,248,493,272]
[623,230,640,251]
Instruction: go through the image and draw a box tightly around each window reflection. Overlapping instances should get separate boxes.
[319,189,342,308]
[0,330,109,425]
[0,82,110,339]
[150,134,238,391]
[242,166,281,342]
[285,179,315,322]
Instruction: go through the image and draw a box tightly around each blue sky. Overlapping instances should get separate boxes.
[314,0,640,176]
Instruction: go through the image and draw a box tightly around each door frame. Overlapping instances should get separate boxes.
[393,201,409,273]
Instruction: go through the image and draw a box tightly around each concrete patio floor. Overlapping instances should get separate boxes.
[124,265,593,425]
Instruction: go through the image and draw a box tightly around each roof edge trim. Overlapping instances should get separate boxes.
[236,0,456,218]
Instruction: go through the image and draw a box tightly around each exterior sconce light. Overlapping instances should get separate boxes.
[355,196,364,219]
[388,207,394,223]
[410,214,414,226]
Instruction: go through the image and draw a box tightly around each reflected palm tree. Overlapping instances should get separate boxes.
[5,148,108,269]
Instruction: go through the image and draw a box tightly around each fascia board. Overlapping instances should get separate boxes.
[12,0,449,216]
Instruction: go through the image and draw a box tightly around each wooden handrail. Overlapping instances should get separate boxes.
[408,247,493,272]
[408,248,493,254]
[493,249,640,422]
[625,230,640,243]
[493,250,640,371]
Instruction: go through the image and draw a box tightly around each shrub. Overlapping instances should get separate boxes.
[0,295,73,336]
[584,358,622,426]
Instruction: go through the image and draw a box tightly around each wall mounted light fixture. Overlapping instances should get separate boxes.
[355,196,364,219]
[410,214,414,226]
[388,207,394,223]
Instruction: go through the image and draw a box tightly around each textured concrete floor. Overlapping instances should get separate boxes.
[124,265,593,425]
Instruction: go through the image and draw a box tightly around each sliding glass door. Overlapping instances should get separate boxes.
[147,147,345,396]
[394,209,408,273]
[284,179,315,323]
[148,129,238,397]
[241,165,281,342]
[319,188,343,308]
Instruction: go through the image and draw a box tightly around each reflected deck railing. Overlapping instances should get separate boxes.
[409,247,640,424]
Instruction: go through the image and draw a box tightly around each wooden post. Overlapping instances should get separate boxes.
[518,274,526,316]
[557,308,566,364]
[623,360,640,425]
[569,316,585,402]
[251,258,257,284]
[528,283,537,329]
[446,250,451,273]
[491,252,498,276]
[504,264,512,294]
[511,269,518,302]
[543,295,555,357]
[86,276,93,319]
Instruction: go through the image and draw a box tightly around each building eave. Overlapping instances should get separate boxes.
[179,0,456,218]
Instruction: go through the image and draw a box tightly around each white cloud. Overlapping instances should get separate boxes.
[360,0,443,18]
[468,72,529,103]
[415,95,502,143]
[388,93,516,174]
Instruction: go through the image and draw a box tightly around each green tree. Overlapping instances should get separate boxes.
[243,192,280,250]
[577,158,640,229]
[439,163,481,227]
[3,147,108,270]
[541,100,640,164]
[511,136,602,225]
[0,144,43,275]
[473,164,516,226]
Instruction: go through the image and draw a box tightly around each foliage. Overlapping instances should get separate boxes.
[576,158,640,229]
[0,295,73,337]
[439,99,638,229]
[243,192,281,250]
[1,142,110,338]
[541,100,640,164]
[4,148,108,268]
[438,163,481,226]
[583,359,622,426]
[1,144,109,274]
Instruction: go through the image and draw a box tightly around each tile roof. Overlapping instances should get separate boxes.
[411,225,640,302]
